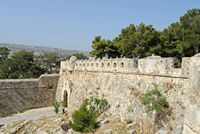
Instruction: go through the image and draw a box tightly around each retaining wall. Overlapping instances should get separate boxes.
[0,74,59,117]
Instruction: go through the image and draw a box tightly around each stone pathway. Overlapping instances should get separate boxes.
[0,107,56,125]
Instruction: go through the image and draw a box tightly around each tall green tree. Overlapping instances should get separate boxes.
[36,53,60,74]
[113,24,137,58]
[0,59,13,79]
[159,23,181,58]
[0,50,45,79]
[90,8,200,59]
[0,47,10,62]
[114,23,161,58]
[177,8,200,56]
[91,36,120,58]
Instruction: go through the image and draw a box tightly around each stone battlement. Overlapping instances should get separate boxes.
[60,55,191,78]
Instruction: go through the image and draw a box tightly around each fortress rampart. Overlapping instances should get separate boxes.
[0,74,59,117]
[0,54,199,133]
[56,54,200,134]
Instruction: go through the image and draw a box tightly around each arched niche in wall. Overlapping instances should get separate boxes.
[120,62,125,68]
[113,63,117,68]
[107,63,110,67]
[101,63,104,67]
[62,80,72,107]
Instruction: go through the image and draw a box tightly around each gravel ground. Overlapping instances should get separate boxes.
[0,107,56,125]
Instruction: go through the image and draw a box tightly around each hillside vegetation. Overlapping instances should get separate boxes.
[0,47,88,79]
[0,43,88,56]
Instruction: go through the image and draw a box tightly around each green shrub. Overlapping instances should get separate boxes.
[69,100,97,132]
[88,96,108,115]
[69,96,108,132]
[53,99,60,113]
[141,88,168,114]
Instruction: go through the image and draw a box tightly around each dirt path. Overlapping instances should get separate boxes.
[0,107,56,125]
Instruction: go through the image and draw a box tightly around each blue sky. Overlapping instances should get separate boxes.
[0,0,199,51]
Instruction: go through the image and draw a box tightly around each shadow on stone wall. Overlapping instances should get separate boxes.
[0,74,59,117]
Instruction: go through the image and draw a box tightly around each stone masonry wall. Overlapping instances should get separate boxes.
[183,54,200,134]
[56,70,188,133]
[0,74,59,117]
[60,56,190,78]
[56,55,196,133]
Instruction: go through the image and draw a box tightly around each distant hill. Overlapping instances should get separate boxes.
[0,43,89,56]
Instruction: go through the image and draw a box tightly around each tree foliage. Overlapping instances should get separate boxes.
[91,9,200,59]
[91,36,120,58]
[35,52,60,74]
[0,49,46,79]
[0,47,10,62]
[69,96,108,133]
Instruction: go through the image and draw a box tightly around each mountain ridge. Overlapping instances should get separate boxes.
[0,43,88,56]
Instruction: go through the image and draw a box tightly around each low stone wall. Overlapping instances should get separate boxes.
[0,74,59,117]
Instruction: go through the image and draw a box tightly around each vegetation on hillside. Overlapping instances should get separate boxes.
[0,49,45,79]
[0,47,88,79]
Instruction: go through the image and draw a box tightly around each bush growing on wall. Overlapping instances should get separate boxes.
[88,96,108,115]
[141,88,168,114]
[69,96,108,132]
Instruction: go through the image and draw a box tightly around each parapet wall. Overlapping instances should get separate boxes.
[0,74,59,117]
[60,56,190,78]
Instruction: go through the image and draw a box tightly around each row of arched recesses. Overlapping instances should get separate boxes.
[75,62,125,68]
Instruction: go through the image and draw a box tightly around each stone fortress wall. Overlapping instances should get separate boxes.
[0,54,198,133]
[60,56,190,78]
[56,55,200,134]
[0,74,59,117]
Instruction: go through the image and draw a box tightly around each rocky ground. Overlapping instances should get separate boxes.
[0,113,137,134]
[0,106,159,134]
